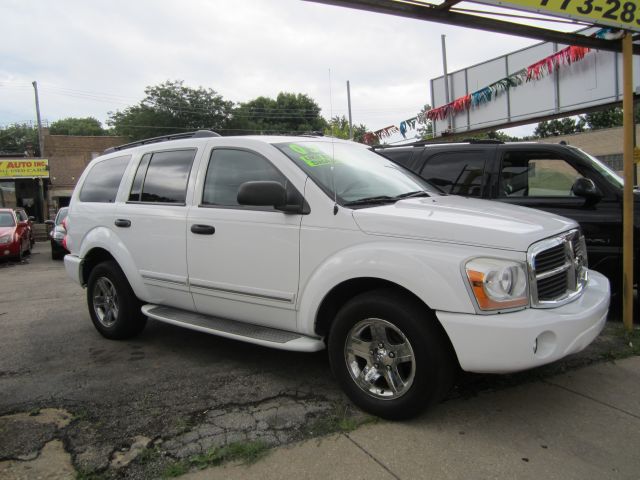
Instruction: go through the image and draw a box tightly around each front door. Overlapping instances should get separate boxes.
[186,147,301,331]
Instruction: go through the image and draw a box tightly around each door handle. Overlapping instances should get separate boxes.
[114,219,131,228]
[191,224,215,235]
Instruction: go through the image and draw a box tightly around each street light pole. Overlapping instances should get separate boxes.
[622,33,634,331]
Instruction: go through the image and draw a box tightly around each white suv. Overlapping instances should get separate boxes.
[65,131,610,419]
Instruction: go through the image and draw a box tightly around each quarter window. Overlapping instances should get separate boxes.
[202,149,287,207]
[79,155,130,203]
[128,150,196,204]
[421,152,485,196]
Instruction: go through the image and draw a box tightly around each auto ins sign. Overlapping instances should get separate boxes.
[0,159,49,178]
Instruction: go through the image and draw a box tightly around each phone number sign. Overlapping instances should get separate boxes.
[473,0,640,32]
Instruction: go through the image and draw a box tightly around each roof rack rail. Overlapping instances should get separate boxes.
[461,138,504,144]
[103,130,221,154]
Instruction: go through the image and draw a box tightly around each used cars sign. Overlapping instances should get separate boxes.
[0,159,49,178]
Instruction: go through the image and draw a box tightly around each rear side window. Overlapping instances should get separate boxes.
[128,149,196,204]
[79,155,130,203]
[421,152,486,196]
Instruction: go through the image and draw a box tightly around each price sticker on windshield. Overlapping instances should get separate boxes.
[472,0,640,32]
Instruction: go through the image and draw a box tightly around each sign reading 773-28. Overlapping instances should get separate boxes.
[472,0,640,32]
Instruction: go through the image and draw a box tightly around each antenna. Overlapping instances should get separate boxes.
[329,69,338,215]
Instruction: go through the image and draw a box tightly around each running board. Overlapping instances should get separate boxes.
[141,305,325,352]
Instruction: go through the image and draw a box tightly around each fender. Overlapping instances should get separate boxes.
[78,226,150,300]
[296,240,485,336]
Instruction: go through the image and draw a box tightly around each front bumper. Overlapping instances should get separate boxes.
[0,241,19,257]
[437,270,610,374]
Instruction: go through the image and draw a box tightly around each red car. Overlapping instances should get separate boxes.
[0,208,33,261]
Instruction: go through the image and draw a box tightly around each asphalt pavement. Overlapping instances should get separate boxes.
[0,243,638,479]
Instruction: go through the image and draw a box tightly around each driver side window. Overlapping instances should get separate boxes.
[202,148,287,208]
[500,153,581,197]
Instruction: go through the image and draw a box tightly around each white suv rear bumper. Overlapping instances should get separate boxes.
[64,254,84,286]
[437,270,610,374]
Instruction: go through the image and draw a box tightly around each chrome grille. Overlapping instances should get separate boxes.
[528,229,588,308]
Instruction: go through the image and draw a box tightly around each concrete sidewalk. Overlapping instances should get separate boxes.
[185,356,640,480]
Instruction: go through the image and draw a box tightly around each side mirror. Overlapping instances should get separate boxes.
[45,220,55,226]
[237,181,306,214]
[572,177,601,198]
[572,177,602,205]
[238,181,287,207]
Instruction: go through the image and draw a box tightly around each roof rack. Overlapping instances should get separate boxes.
[103,130,221,154]
[371,138,504,149]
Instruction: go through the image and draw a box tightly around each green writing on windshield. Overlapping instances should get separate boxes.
[287,143,334,167]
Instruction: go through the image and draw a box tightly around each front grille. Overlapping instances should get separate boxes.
[528,229,588,307]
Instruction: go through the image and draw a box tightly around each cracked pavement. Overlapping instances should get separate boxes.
[0,244,634,479]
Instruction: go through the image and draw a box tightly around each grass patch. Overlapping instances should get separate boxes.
[161,440,269,478]
[304,403,376,437]
[136,446,161,465]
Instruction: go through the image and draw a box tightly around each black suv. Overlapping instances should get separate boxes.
[374,140,639,294]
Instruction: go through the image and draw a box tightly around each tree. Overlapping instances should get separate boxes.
[107,80,234,141]
[323,116,368,143]
[0,124,39,156]
[417,105,434,140]
[228,93,327,135]
[534,117,585,138]
[584,107,623,130]
[49,117,106,136]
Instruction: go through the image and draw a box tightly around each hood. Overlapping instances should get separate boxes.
[352,195,577,252]
[0,226,16,237]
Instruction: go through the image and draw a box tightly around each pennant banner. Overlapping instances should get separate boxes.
[363,28,613,143]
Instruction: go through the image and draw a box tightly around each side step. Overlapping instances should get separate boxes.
[142,305,325,352]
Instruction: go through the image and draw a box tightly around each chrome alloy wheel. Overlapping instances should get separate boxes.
[93,277,119,328]
[344,318,416,400]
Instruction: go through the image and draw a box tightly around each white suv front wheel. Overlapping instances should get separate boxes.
[328,288,456,420]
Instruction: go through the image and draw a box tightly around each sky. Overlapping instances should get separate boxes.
[0,0,583,142]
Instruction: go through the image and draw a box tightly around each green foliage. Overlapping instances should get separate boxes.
[0,123,39,156]
[50,117,106,136]
[534,117,585,138]
[417,104,434,140]
[584,107,623,130]
[107,80,234,141]
[228,92,327,135]
[162,440,269,478]
[323,116,368,143]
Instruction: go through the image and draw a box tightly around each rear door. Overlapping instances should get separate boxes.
[419,148,491,197]
[116,148,199,311]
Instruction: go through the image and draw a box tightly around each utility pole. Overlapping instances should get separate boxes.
[346,80,353,140]
[32,81,44,157]
[622,33,634,331]
[32,81,45,222]
[441,34,452,133]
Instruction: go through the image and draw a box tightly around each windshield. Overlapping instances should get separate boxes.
[275,141,437,206]
[0,212,16,227]
[571,147,623,189]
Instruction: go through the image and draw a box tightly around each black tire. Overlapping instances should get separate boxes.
[15,242,24,262]
[328,288,456,420]
[87,260,147,339]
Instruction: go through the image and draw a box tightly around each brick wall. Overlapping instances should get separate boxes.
[43,134,128,188]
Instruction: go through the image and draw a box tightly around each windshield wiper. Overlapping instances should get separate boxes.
[343,196,397,207]
[343,191,430,207]
[394,190,430,200]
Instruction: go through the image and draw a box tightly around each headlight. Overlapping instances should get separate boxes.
[465,258,529,311]
[0,234,11,244]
